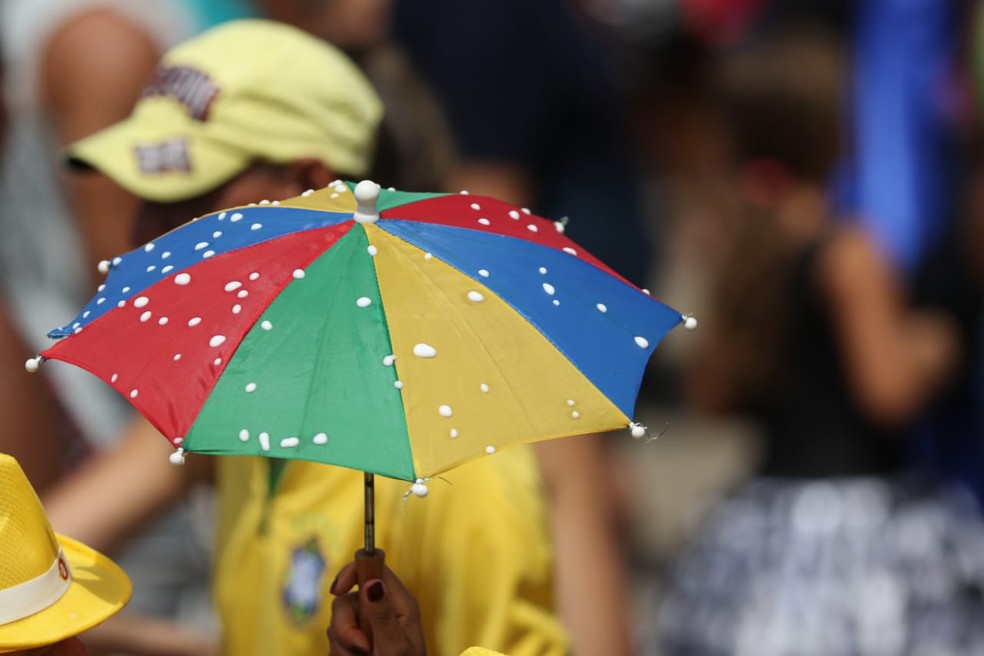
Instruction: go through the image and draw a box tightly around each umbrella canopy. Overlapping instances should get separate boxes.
[37,181,685,483]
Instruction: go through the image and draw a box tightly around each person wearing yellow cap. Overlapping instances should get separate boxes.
[44,18,569,656]
[0,453,131,655]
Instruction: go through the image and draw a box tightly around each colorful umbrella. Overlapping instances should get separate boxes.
[31,180,688,552]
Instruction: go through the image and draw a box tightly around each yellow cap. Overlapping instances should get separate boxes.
[0,454,131,652]
[66,19,383,203]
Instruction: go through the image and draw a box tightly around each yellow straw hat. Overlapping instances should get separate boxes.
[66,19,383,203]
[0,454,131,652]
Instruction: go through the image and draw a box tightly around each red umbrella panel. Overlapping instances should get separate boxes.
[37,181,687,483]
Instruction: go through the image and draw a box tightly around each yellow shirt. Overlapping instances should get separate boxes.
[214,445,570,656]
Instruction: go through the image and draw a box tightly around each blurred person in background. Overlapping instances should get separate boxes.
[654,30,984,656]
[44,19,572,656]
[0,2,224,654]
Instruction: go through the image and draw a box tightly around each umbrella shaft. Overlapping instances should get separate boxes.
[364,472,375,553]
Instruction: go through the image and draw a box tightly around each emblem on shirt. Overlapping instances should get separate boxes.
[282,537,327,626]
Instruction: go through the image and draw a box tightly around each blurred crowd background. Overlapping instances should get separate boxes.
[5,0,984,654]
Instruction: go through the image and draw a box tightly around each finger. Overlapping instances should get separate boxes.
[377,566,420,622]
[328,593,372,655]
[360,579,420,655]
[331,561,359,595]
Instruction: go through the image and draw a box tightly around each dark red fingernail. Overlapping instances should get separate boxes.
[367,581,384,602]
[329,574,338,594]
[351,648,368,656]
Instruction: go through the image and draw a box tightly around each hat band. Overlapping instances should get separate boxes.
[0,549,72,625]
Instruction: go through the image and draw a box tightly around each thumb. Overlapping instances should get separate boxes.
[361,580,414,655]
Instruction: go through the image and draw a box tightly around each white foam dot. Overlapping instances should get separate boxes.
[413,343,437,358]
[144,243,155,252]
[173,353,182,361]
[261,321,273,331]
[158,317,169,325]
[97,298,106,305]
[522,208,531,215]
[367,245,378,256]
[232,304,242,314]
[162,265,174,273]
[597,303,608,313]
[439,405,453,418]
[567,399,576,406]
[480,383,489,393]
[210,335,226,347]
[356,297,372,307]
[572,411,580,419]
[538,267,547,274]
[98,284,106,292]
[527,224,539,233]
[129,389,139,399]
[467,291,484,302]
[237,290,248,298]
[563,247,577,255]
[470,203,481,210]
[140,311,152,322]
[424,252,433,260]
[239,429,249,442]
[485,445,496,455]
[382,355,396,366]
[553,299,560,306]
[478,218,490,226]
[394,380,404,389]
[634,336,650,348]
[188,317,202,327]
[117,300,126,308]
[213,358,222,366]
[111,373,119,383]
[213,231,222,238]
[82,311,90,319]
[225,281,242,292]
[280,437,300,448]
[642,288,651,296]
[302,189,314,197]
[250,223,262,231]
[508,210,520,220]
[313,433,329,445]
[478,269,490,278]
[450,428,459,439]
[218,212,227,220]
[249,272,260,281]
[175,273,191,285]
[195,242,208,251]
[146,265,157,273]
[259,432,270,451]
[542,283,555,295]
[113,257,122,265]
[122,287,131,293]
[203,251,215,259]
[293,269,305,279]
[230,213,243,222]
[245,383,257,393]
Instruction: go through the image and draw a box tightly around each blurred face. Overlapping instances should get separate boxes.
[131,163,302,246]
[13,637,91,655]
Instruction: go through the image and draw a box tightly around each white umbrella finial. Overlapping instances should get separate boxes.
[353,180,380,224]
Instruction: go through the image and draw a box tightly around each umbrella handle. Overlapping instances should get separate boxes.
[355,547,386,643]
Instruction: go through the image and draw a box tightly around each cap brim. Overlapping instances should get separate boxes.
[0,535,132,652]
[66,116,250,203]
